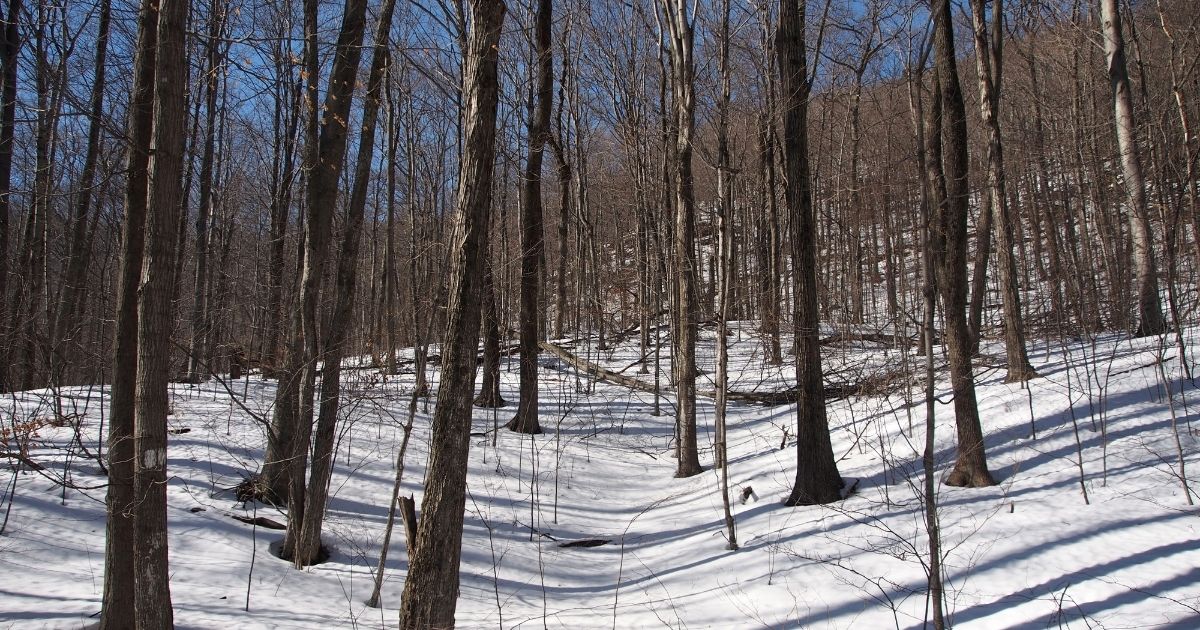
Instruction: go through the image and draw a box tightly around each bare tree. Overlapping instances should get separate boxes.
[101,0,156,624]
[133,0,190,623]
[399,0,505,625]
[511,0,553,435]
[660,0,702,478]
[930,0,995,488]
[1100,0,1165,337]
[778,0,842,505]
[289,0,397,568]
[967,0,1037,380]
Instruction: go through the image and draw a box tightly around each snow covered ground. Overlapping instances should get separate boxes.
[1,324,1198,629]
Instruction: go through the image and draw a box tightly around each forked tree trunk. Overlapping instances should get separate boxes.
[968,0,1036,381]
[280,0,370,563]
[289,0,396,568]
[399,1,504,625]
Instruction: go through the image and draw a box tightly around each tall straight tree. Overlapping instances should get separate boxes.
[510,0,552,435]
[1099,0,1166,337]
[133,0,189,623]
[777,0,842,505]
[101,0,156,624]
[0,0,20,393]
[185,0,228,383]
[399,0,505,625]
[967,0,1037,381]
[661,0,702,479]
[930,0,996,488]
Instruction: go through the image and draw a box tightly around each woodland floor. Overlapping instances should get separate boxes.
[1,322,1199,629]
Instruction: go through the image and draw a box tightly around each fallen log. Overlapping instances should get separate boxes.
[538,341,905,406]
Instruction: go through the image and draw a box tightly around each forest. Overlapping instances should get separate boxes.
[0,0,1198,627]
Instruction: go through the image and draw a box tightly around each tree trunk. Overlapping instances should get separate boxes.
[398,1,504,625]
[133,0,188,624]
[50,0,109,380]
[778,0,842,506]
[280,0,371,563]
[968,0,1036,381]
[715,0,737,550]
[185,0,227,383]
[1100,0,1165,337]
[661,0,702,478]
[0,0,20,393]
[101,0,154,625]
[931,0,996,488]
[475,256,506,408]
[289,0,396,568]
[510,0,552,435]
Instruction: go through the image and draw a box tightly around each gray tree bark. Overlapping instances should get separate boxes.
[1100,0,1166,337]
[398,1,505,626]
[968,0,1037,381]
[930,0,996,488]
[101,0,154,624]
[133,0,189,624]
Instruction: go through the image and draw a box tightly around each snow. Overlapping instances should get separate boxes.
[1,325,1198,629]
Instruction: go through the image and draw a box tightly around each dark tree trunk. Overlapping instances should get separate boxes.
[280,0,370,562]
[510,0,553,435]
[0,0,20,393]
[475,256,506,408]
[778,0,842,506]
[931,0,996,488]
[101,0,154,625]
[662,0,702,479]
[185,0,227,383]
[289,0,396,568]
[399,1,504,625]
[51,0,109,377]
[133,0,188,624]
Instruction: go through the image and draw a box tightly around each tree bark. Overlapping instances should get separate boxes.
[0,0,20,393]
[968,0,1036,381]
[1100,0,1165,337]
[289,0,396,568]
[475,256,506,408]
[399,1,504,625]
[511,0,553,435]
[931,0,996,488]
[280,0,371,563]
[661,0,702,478]
[101,0,155,625]
[133,0,188,624]
[185,0,227,383]
[778,0,842,506]
[50,0,109,379]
